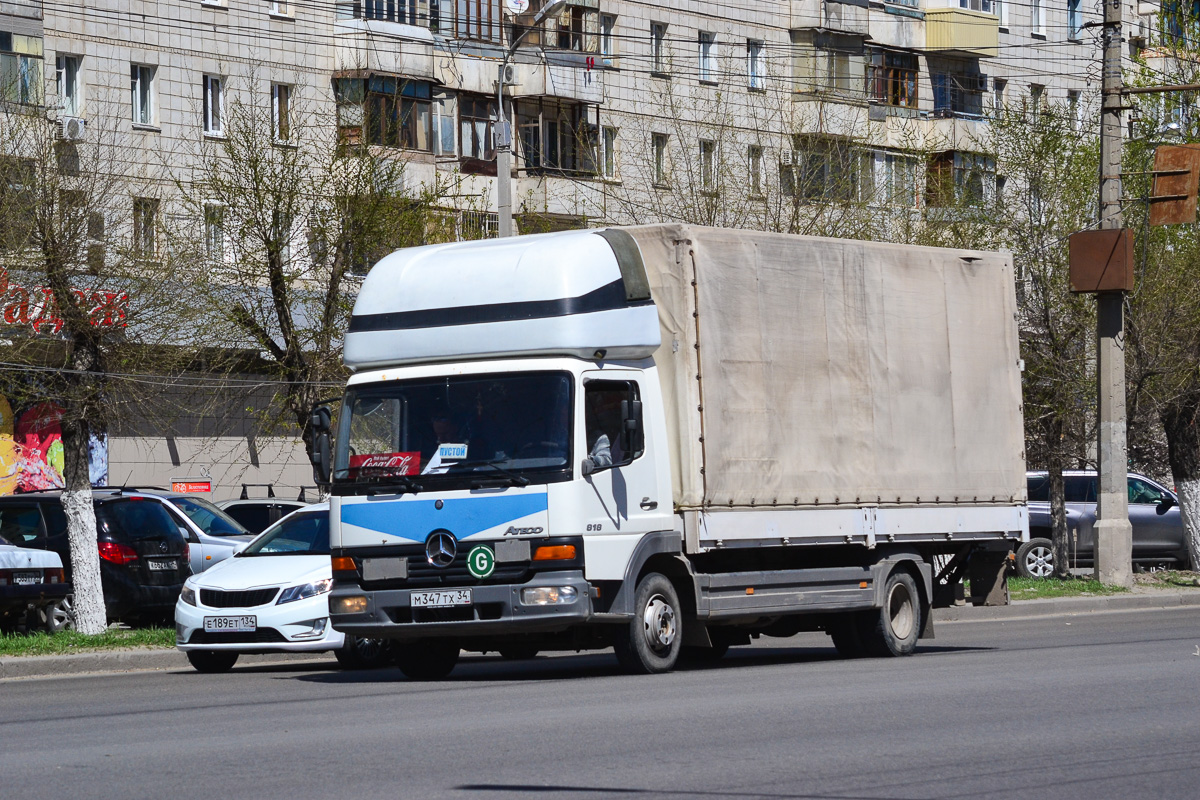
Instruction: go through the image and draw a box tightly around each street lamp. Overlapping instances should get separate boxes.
[496,0,568,238]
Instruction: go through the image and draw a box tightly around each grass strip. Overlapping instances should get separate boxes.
[0,627,175,658]
[1008,576,1131,601]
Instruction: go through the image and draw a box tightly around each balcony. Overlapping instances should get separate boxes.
[924,8,999,57]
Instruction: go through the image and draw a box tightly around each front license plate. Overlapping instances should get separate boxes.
[204,615,257,633]
[410,589,472,608]
[13,571,38,585]
[147,559,174,571]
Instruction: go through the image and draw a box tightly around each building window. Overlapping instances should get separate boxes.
[0,33,43,106]
[1067,0,1082,39]
[931,63,986,117]
[333,77,366,144]
[927,151,994,207]
[651,23,668,73]
[781,136,859,201]
[993,78,1006,113]
[269,0,290,15]
[958,0,992,11]
[748,145,763,196]
[457,0,499,42]
[272,83,291,141]
[131,64,155,125]
[133,197,158,257]
[365,77,432,151]
[652,132,669,185]
[602,125,617,179]
[432,91,456,156]
[699,139,716,192]
[1030,83,1045,112]
[698,32,716,83]
[204,203,225,262]
[1031,0,1044,33]
[203,74,224,135]
[56,55,80,116]
[994,0,1008,25]
[791,31,864,96]
[556,5,596,51]
[867,50,918,107]
[516,100,595,175]
[600,14,616,60]
[747,39,764,90]
[460,95,496,171]
[1067,89,1080,130]
[346,0,443,31]
[868,151,919,208]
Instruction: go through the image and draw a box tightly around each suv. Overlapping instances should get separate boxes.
[0,490,190,623]
[122,489,254,574]
[1022,471,1189,577]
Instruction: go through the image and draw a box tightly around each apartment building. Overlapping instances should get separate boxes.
[0,0,1159,498]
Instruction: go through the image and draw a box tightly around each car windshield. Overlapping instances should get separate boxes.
[169,496,250,536]
[332,371,573,492]
[241,512,329,556]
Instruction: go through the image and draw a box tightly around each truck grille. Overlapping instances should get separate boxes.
[200,588,279,608]
[365,545,530,588]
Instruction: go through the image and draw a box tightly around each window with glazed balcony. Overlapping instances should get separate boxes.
[867,50,917,107]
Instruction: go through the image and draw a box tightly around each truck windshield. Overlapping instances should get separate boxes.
[332,371,573,490]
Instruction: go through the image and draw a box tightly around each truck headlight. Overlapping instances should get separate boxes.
[520,586,578,606]
[332,595,369,614]
[277,579,333,604]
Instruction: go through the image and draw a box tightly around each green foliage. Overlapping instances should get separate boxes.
[0,626,175,657]
[1008,576,1131,600]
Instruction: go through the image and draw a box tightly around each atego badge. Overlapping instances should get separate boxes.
[467,545,495,579]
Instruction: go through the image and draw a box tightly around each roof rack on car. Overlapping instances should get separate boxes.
[240,483,276,500]
[296,486,318,503]
[93,486,169,494]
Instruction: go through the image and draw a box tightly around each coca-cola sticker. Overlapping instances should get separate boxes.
[349,452,420,475]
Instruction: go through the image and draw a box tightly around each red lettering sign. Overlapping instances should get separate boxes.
[171,481,212,493]
[349,452,419,475]
[0,269,129,334]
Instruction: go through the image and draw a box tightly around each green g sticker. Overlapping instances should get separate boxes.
[467,545,495,579]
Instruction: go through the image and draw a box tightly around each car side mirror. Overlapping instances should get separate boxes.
[1157,496,1176,515]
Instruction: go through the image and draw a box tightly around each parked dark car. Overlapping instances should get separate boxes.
[216,499,309,534]
[0,490,190,623]
[1022,471,1189,577]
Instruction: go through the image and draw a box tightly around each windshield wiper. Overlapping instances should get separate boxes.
[452,459,531,488]
[365,476,425,496]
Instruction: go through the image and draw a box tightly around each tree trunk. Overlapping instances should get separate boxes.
[59,413,106,634]
[1162,395,1200,571]
[1046,416,1073,579]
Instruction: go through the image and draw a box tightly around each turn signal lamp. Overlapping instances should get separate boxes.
[331,556,357,572]
[533,545,576,561]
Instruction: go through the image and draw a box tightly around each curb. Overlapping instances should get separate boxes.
[934,590,1200,622]
[0,649,331,681]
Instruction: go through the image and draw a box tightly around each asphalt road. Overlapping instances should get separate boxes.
[2,608,1198,800]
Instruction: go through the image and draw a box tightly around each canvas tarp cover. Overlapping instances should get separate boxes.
[623,224,1025,510]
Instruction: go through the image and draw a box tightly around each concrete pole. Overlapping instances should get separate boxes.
[1095,0,1133,587]
[497,61,513,238]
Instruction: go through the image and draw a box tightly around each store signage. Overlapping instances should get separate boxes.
[0,269,129,334]
[171,480,212,493]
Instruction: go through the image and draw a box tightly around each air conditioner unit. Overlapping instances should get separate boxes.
[57,116,85,142]
[502,63,517,84]
[974,74,989,92]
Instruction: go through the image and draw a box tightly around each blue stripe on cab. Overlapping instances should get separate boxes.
[341,494,548,542]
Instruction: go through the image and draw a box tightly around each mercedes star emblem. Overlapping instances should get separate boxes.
[425,531,457,568]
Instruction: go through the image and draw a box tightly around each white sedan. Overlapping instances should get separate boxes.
[174,503,388,673]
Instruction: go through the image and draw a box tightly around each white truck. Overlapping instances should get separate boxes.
[316,224,1028,679]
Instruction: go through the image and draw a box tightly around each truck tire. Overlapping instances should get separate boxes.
[613,572,682,674]
[186,650,239,673]
[394,640,460,680]
[857,570,921,657]
[1016,538,1054,579]
[335,636,391,669]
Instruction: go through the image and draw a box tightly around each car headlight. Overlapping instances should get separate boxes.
[276,579,333,605]
[180,584,197,606]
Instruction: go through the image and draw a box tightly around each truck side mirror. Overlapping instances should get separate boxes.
[620,398,644,457]
[311,431,331,486]
[311,405,332,433]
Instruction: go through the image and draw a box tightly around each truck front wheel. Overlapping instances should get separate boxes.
[394,640,460,680]
[858,570,921,657]
[613,572,682,674]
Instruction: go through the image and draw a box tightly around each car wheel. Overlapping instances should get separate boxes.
[1016,538,1055,579]
[612,572,682,674]
[186,650,239,673]
[36,595,75,634]
[335,636,392,670]
[393,640,460,680]
[497,645,540,660]
[857,570,922,658]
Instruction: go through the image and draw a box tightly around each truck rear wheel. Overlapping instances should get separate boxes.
[613,572,682,674]
[394,640,460,680]
[858,570,921,657]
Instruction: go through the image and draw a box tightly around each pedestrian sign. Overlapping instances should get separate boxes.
[467,545,495,579]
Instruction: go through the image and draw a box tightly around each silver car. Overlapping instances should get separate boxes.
[1022,471,1189,577]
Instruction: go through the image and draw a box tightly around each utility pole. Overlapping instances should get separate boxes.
[1095,0,1134,587]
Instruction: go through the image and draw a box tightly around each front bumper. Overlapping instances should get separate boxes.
[329,570,593,642]
[175,592,346,653]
